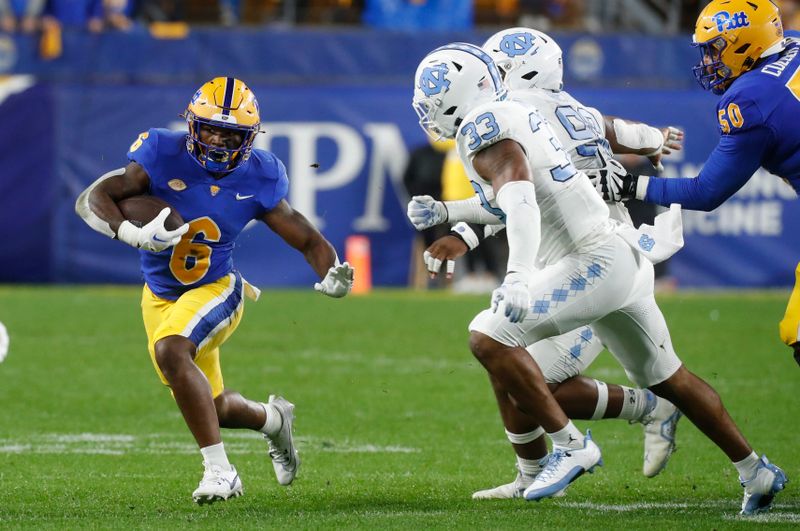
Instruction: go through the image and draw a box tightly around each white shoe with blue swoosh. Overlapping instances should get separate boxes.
[523,430,602,501]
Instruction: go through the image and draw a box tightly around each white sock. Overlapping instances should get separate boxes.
[517,455,548,476]
[200,442,230,468]
[734,452,761,481]
[617,386,651,422]
[548,421,584,449]
[260,402,283,437]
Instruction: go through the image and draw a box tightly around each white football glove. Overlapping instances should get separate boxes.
[406,195,447,231]
[314,261,354,298]
[116,207,189,252]
[490,272,530,324]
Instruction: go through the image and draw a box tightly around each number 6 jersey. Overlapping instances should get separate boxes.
[127,128,289,300]
[455,99,614,267]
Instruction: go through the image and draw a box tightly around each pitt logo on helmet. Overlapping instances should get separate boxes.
[692,0,783,94]
[712,11,750,32]
[184,77,261,173]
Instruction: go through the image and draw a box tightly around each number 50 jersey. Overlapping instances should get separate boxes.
[455,99,613,267]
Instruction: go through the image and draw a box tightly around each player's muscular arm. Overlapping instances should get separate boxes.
[75,162,150,236]
[87,162,151,233]
[474,139,540,323]
[261,200,336,279]
[472,138,532,193]
[76,162,187,251]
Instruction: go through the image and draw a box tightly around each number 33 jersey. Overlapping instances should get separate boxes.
[127,128,289,300]
[455,99,613,267]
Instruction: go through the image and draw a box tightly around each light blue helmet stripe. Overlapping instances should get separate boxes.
[430,42,506,100]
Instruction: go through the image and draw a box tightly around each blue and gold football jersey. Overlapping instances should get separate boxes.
[127,128,288,300]
[645,39,800,210]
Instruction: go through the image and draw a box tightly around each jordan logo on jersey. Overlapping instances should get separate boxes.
[418,63,451,97]
[712,11,749,33]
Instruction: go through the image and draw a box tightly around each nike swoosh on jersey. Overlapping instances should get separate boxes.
[236,193,255,200]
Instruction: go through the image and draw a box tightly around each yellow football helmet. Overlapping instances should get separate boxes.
[693,0,784,93]
[185,77,261,172]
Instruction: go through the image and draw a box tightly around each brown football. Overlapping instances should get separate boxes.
[117,195,185,230]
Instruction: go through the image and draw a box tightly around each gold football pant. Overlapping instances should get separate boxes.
[141,272,244,398]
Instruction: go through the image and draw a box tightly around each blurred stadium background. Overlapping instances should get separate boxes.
[1,0,800,291]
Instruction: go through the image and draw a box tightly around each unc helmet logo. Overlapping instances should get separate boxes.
[498,32,537,58]
[712,10,750,32]
[418,63,451,97]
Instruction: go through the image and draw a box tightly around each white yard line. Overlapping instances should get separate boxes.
[0,432,420,455]
[558,500,800,514]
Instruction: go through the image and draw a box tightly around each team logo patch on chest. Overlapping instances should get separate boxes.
[209,185,221,196]
[168,179,187,191]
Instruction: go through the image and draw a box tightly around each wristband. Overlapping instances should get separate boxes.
[450,222,482,250]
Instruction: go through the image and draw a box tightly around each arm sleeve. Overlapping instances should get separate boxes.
[644,126,770,211]
[495,181,540,278]
[445,196,507,224]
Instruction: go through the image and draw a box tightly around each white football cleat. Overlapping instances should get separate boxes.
[472,463,540,500]
[472,460,568,500]
[641,394,682,478]
[265,395,300,486]
[523,430,602,501]
[740,456,787,515]
[192,463,243,505]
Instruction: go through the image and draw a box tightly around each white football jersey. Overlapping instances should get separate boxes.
[456,99,614,266]
[509,88,633,225]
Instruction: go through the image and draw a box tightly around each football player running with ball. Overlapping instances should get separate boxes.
[75,77,354,504]
[411,27,685,500]
[411,42,784,514]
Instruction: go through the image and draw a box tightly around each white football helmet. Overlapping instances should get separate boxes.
[483,28,563,92]
[413,42,507,141]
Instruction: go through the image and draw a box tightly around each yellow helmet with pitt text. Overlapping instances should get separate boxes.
[185,77,261,172]
[693,0,784,93]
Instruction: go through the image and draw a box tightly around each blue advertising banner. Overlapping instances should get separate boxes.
[0,28,697,89]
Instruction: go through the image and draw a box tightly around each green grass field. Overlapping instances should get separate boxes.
[0,286,798,528]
